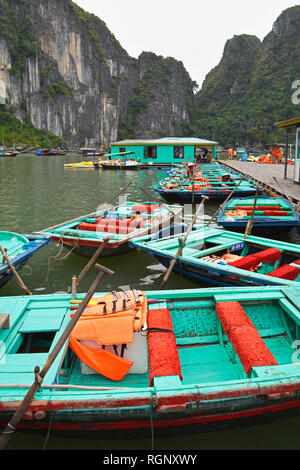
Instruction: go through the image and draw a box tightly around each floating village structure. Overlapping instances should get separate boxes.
[109,137,218,164]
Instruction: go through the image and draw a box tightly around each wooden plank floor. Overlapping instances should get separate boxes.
[219,161,300,204]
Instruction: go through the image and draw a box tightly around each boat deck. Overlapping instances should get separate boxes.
[63,296,294,388]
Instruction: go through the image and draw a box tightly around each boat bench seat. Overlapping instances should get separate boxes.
[131,204,161,214]
[216,301,278,375]
[147,307,182,386]
[78,219,145,234]
[228,248,282,271]
[267,264,299,281]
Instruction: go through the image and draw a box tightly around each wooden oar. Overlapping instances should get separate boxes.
[206,175,247,227]
[74,237,111,289]
[39,182,133,235]
[0,263,114,451]
[105,181,132,207]
[191,170,195,205]
[138,186,185,223]
[243,187,259,239]
[160,196,209,289]
[0,245,31,295]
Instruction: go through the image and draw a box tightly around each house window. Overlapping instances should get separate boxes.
[144,146,157,159]
[119,147,126,153]
[174,146,184,159]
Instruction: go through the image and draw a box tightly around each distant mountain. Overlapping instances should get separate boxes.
[192,6,300,146]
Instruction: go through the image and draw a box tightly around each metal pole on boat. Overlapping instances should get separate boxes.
[0,245,32,295]
[0,263,114,451]
[160,196,208,289]
[206,175,247,227]
[243,187,259,239]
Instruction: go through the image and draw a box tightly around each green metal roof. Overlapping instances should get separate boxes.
[111,137,218,146]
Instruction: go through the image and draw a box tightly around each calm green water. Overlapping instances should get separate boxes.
[1,153,300,451]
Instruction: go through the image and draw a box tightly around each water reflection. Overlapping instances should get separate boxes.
[0,153,300,450]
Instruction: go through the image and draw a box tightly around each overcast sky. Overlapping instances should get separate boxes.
[75,0,298,87]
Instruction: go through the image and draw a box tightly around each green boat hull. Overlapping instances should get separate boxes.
[1,286,300,438]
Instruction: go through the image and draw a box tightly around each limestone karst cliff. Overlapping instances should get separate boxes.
[193,6,300,145]
[0,0,195,146]
[1,1,300,147]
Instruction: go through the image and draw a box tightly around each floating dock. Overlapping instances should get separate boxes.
[220,161,300,205]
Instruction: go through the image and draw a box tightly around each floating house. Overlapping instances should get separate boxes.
[109,137,218,164]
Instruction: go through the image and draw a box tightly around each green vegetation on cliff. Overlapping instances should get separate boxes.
[118,53,196,140]
[191,8,300,145]
[0,105,62,147]
[0,0,38,74]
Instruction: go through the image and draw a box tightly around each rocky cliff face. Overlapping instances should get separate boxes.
[193,6,300,145]
[118,52,196,139]
[0,0,195,147]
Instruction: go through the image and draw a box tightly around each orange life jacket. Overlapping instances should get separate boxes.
[69,290,148,381]
[272,148,283,160]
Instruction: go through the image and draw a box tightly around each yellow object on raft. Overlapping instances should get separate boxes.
[64,161,95,168]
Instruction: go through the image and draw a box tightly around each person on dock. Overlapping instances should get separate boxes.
[271,145,283,163]
[187,162,194,179]
[227,147,233,160]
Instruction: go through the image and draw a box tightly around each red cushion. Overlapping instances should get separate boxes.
[229,248,281,270]
[267,265,299,281]
[234,206,281,211]
[228,254,261,270]
[263,211,287,216]
[78,218,144,234]
[78,222,98,232]
[147,308,182,386]
[229,326,278,375]
[216,301,278,374]
[215,301,254,334]
[292,260,300,265]
[253,248,281,264]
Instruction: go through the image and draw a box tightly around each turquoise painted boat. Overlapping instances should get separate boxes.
[1,286,300,438]
[0,232,50,288]
[154,164,262,202]
[37,201,183,257]
[217,196,299,234]
[130,226,300,287]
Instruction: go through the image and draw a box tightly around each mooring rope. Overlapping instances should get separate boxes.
[45,236,78,282]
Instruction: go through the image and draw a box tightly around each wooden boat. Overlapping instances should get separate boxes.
[4,152,18,157]
[0,147,18,157]
[130,226,300,287]
[36,149,65,156]
[37,202,183,258]
[100,161,175,170]
[154,163,261,202]
[153,181,262,202]
[217,196,299,234]
[0,232,50,288]
[64,161,95,169]
[1,285,300,438]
